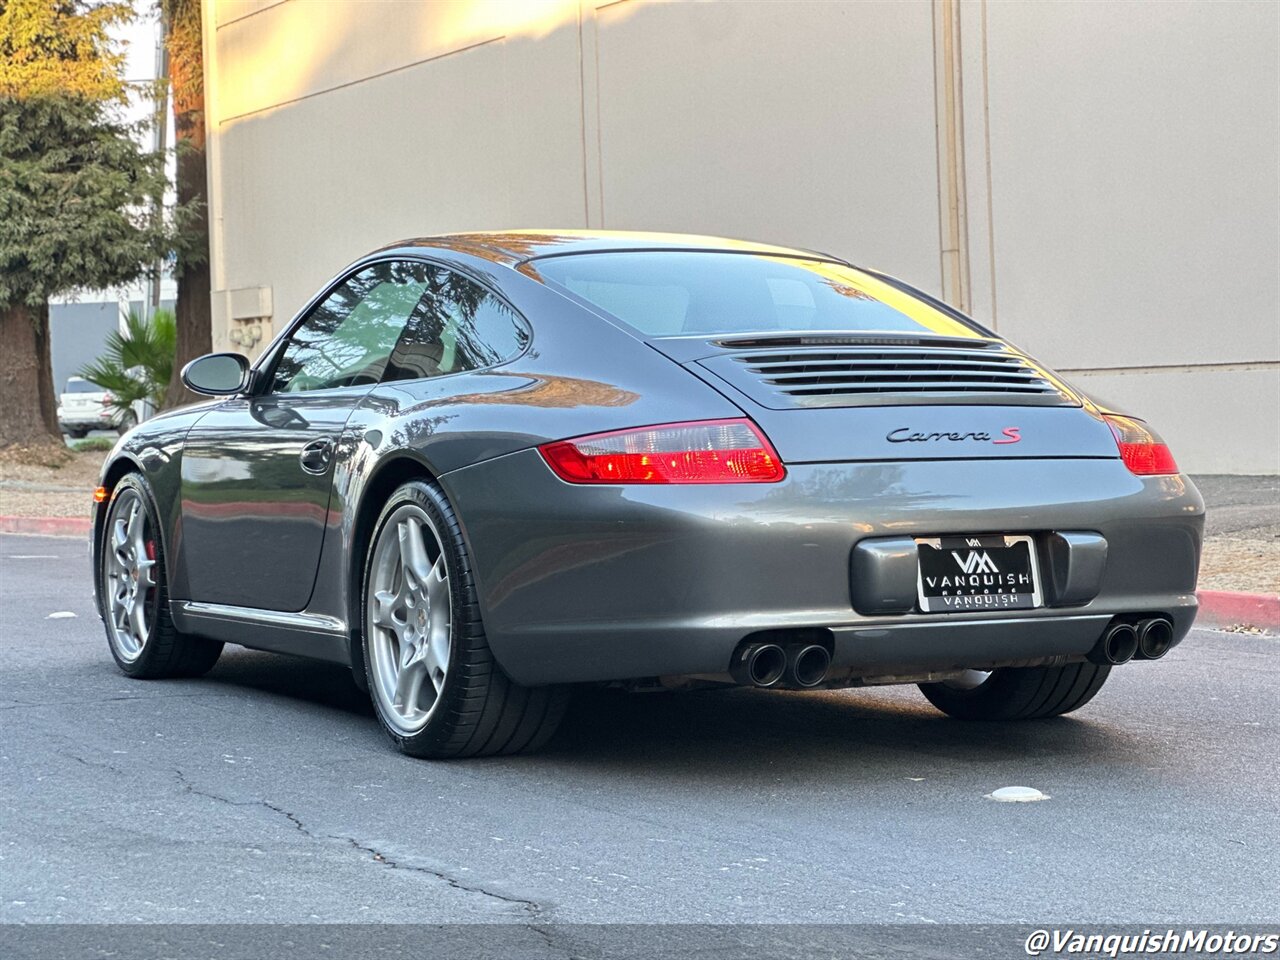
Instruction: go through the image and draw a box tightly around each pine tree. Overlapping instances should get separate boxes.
[0,0,170,453]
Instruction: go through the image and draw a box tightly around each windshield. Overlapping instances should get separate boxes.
[534,251,984,340]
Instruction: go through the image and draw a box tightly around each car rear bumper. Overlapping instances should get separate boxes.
[59,412,116,429]
[442,451,1203,685]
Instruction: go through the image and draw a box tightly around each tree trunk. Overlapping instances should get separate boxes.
[0,301,65,449]
[164,229,211,408]
[163,0,212,410]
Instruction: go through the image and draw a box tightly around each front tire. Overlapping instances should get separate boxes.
[361,479,570,758]
[918,662,1110,720]
[98,474,223,678]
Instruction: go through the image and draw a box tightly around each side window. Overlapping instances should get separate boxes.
[270,261,432,394]
[382,267,528,383]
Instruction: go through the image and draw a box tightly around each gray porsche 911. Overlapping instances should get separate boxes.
[91,231,1203,758]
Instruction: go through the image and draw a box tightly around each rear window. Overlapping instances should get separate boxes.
[533,251,983,340]
[64,380,101,393]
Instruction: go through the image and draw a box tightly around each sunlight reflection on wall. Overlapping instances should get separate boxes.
[215,0,588,124]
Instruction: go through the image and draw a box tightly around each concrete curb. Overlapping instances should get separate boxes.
[1,514,1276,629]
[1196,590,1280,631]
[0,516,91,538]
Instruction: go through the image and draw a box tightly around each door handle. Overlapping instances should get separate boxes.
[299,437,335,475]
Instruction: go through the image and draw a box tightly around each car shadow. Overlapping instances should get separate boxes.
[539,684,1146,786]
[197,649,1144,781]
[203,648,374,717]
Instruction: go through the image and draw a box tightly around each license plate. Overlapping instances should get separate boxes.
[915,535,1042,613]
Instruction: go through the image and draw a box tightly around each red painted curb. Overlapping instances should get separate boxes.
[0,515,91,538]
[1196,590,1280,630]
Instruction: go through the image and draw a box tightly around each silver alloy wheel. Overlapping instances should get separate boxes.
[367,505,452,734]
[103,490,158,663]
[943,669,993,691]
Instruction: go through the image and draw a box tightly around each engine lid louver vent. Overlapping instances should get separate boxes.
[697,339,1075,409]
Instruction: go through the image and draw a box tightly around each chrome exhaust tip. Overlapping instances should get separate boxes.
[1136,618,1174,660]
[731,643,787,687]
[788,644,832,688]
[1090,622,1139,665]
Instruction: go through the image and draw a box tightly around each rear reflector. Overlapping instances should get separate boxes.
[539,419,785,484]
[1104,415,1179,476]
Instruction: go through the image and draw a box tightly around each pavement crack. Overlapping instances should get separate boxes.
[63,753,127,776]
[170,770,552,927]
[335,835,548,921]
[172,769,312,836]
[0,691,229,711]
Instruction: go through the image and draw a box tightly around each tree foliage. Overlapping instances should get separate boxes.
[0,1,173,310]
[78,307,176,417]
[0,0,175,451]
[0,95,171,308]
[0,0,132,101]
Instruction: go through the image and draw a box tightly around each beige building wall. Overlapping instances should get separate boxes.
[203,0,1279,473]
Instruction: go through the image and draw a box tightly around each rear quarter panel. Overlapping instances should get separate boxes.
[304,251,749,633]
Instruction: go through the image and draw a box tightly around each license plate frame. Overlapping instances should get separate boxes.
[915,534,1043,613]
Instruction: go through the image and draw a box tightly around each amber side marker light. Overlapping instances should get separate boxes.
[1103,414,1179,476]
[93,486,108,503]
[539,419,785,484]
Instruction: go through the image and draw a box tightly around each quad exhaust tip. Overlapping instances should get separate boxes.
[1091,622,1139,666]
[732,641,832,688]
[735,643,786,688]
[788,644,831,688]
[1136,617,1174,660]
[1089,617,1174,665]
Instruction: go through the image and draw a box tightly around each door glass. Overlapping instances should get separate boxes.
[270,261,433,393]
[382,267,528,383]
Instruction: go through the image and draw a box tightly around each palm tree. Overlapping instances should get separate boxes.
[79,308,176,426]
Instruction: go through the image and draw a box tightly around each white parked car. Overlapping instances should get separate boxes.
[57,377,133,438]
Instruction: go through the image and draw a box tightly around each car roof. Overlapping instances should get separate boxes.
[377,230,845,266]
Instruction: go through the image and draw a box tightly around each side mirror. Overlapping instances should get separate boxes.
[181,353,251,396]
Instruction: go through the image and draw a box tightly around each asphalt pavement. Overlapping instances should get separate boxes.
[1192,474,1280,539]
[2,533,1276,928]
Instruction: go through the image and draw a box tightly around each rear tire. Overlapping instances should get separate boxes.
[918,662,1110,720]
[67,427,88,439]
[361,479,570,758]
[98,474,223,678]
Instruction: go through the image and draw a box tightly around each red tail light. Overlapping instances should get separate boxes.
[1104,415,1178,476]
[539,419,785,484]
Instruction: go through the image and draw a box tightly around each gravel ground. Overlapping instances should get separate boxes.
[1,455,1275,592]
[0,449,106,488]
[0,449,107,519]
[1193,475,1280,594]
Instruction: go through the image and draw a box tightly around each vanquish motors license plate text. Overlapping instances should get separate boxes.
[915,534,1042,613]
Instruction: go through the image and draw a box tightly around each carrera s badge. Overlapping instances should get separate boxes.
[887,427,1021,444]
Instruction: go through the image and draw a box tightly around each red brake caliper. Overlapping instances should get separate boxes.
[145,539,156,595]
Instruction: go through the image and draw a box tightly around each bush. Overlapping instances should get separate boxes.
[72,437,116,452]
